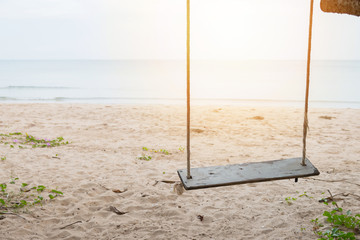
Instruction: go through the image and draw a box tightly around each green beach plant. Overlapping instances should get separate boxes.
[316,227,356,240]
[284,196,297,205]
[158,149,170,155]
[141,147,171,155]
[311,196,360,240]
[49,189,63,200]
[299,191,313,199]
[137,154,152,161]
[314,204,360,240]
[283,190,360,239]
[0,177,63,212]
[0,132,69,148]
[138,147,172,161]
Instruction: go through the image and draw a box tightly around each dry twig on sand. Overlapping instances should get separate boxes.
[60,221,82,230]
[109,206,127,215]
[0,212,27,220]
[309,178,360,187]
[153,180,177,186]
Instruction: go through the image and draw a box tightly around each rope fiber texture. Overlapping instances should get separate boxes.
[302,0,314,166]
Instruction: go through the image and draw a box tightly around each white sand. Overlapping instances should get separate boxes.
[0,104,359,239]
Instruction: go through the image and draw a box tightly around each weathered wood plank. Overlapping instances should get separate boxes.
[177,157,320,190]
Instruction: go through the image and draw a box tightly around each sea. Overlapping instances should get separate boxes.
[0,60,359,108]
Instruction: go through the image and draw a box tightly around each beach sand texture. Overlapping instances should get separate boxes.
[0,104,359,239]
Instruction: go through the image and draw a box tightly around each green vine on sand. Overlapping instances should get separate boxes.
[0,177,63,213]
[0,132,69,149]
[311,191,360,240]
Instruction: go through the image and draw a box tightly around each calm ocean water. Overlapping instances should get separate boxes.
[0,60,359,108]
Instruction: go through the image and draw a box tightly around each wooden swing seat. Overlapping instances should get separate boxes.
[177,157,320,190]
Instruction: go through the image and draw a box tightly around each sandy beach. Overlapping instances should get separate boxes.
[0,103,359,240]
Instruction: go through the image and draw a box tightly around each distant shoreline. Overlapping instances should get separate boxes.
[0,98,359,109]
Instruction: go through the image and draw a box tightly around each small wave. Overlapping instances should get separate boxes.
[54,97,112,101]
[0,97,17,101]
[0,96,185,104]
[0,96,127,102]
[1,86,77,89]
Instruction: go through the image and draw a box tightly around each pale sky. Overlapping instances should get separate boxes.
[0,0,359,60]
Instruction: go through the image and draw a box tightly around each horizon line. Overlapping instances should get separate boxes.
[1,58,360,61]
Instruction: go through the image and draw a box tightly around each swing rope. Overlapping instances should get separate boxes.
[302,0,314,166]
[186,0,192,179]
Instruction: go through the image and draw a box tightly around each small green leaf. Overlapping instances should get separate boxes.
[9,132,22,136]
[51,189,63,195]
[0,183,7,192]
[36,185,46,192]
[18,200,28,207]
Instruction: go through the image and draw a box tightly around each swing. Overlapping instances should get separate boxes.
[177,0,320,190]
